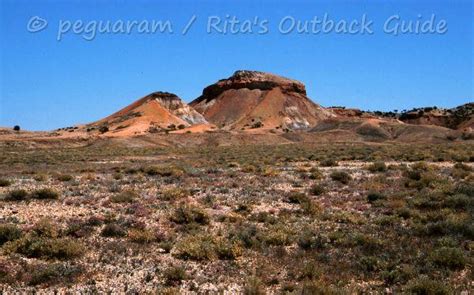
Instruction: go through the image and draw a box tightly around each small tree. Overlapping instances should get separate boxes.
[13,125,20,132]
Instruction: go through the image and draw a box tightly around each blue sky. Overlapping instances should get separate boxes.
[0,0,472,130]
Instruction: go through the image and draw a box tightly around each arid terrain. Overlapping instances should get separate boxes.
[0,70,473,293]
[0,140,473,293]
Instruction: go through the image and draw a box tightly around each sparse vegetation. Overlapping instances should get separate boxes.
[0,142,472,292]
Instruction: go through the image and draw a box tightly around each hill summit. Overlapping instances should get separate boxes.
[87,91,209,136]
[190,70,333,130]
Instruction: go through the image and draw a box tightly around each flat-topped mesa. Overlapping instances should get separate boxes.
[190,70,333,130]
[198,70,307,103]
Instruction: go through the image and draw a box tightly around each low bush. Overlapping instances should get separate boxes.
[27,263,83,286]
[367,192,385,203]
[144,166,184,177]
[406,277,452,294]
[101,223,127,237]
[330,171,351,184]
[57,174,73,182]
[6,235,84,260]
[170,205,209,225]
[127,228,155,244]
[243,275,265,295]
[297,229,325,250]
[173,234,217,261]
[320,158,338,167]
[368,161,387,173]
[287,192,309,204]
[163,265,187,286]
[309,184,325,196]
[429,247,466,270]
[160,188,188,201]
[0,224,23,245]
[4,189,28,201]
[0,179,11,187]
[31,188,59,200]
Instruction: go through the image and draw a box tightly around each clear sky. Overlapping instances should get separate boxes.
[0,0,472,130]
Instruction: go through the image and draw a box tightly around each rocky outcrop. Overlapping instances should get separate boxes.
[190,70,333,130]
[195,70,307,103]
[397,103,474,130]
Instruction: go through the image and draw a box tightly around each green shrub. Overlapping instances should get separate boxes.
[170,205,209,225]
[4,189,28,201]
[0,224,22,245]
[330,171,351,184]
[31,188,59,200]
[110,190,138,203]
[455,182,474,197]
[429,247,466,270]
[367,191,385,203]
[444,194,470,209]
[0,179,11,187]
